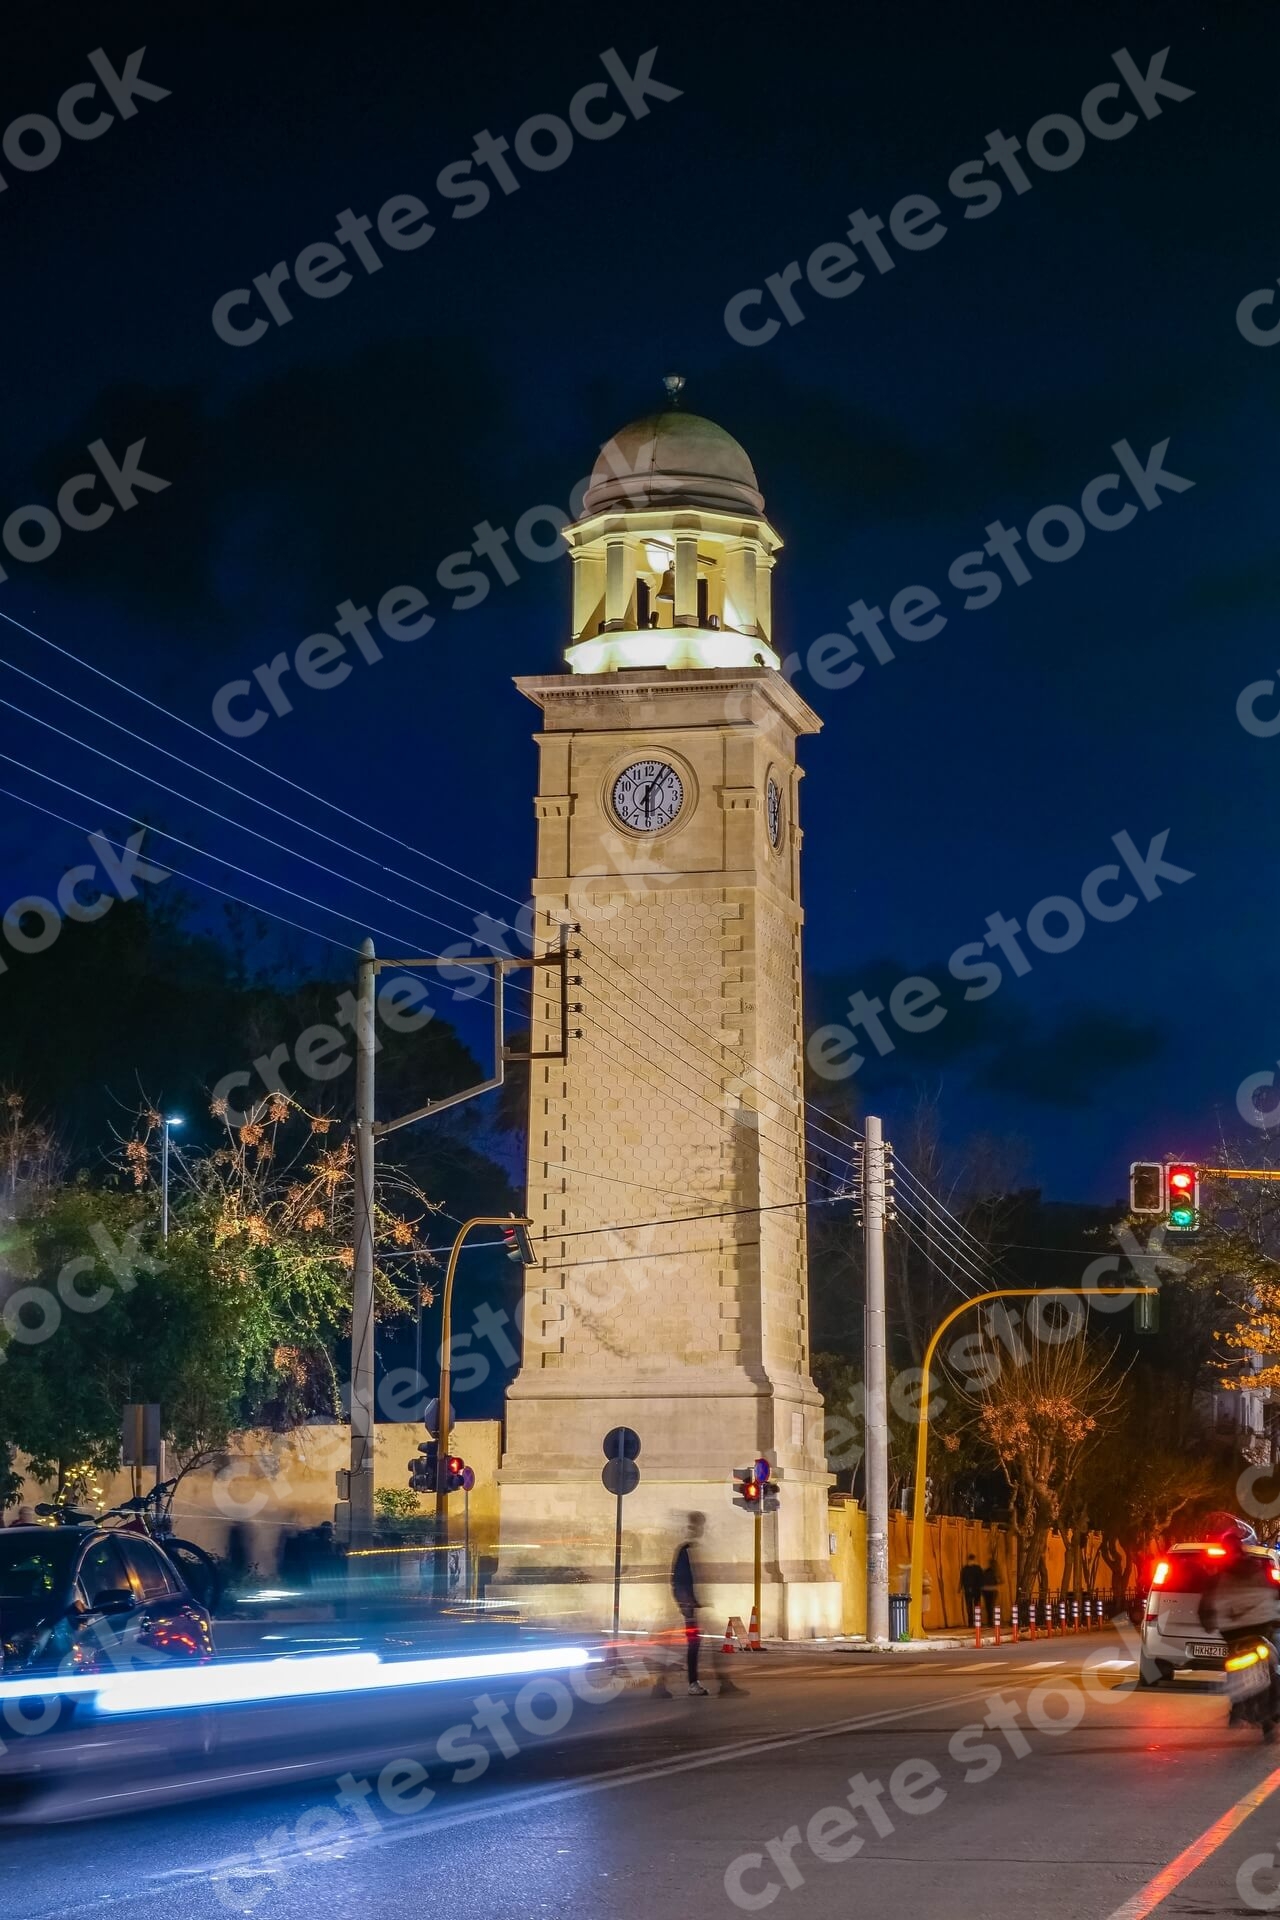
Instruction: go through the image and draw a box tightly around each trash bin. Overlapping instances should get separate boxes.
[889,1592,910,1641]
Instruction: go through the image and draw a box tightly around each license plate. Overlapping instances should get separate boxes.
[1190,1641,1226,1659]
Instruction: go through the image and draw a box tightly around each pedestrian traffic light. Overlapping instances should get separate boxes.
[1166,1163,1200,1231]
[733,1466,763,1512]
[409,1441,437,1493]
[1129,1162,1164,1214]
[762,1478,780,1513]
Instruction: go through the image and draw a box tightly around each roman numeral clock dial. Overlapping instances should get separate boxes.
[610,759,684,833]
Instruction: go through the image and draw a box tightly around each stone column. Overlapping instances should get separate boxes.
[725,542,759,635]
[674,534,699,627]
[604,537,630,630]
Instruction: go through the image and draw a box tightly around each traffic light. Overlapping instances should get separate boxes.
[1166,1162,1200,1232]
[734,1458,778,1512]
[409,1440,437,1493]
[733,1465,763,1512]
[502,1219,536,1265]
[1130,1162,1165,1214]
[442,1454,468,1494]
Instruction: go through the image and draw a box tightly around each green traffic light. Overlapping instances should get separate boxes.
[1169,1206,1195,1227]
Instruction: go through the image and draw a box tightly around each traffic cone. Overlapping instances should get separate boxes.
[721,1620,736,1654]
[748,1604,762,1651]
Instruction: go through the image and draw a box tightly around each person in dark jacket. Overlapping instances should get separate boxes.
[960,1556,985,1627]
[671,1512,708,1694]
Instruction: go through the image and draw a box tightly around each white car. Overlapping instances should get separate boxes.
[1139,1541,1280,1685]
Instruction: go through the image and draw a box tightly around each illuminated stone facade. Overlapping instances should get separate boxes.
[495,405,839,1637]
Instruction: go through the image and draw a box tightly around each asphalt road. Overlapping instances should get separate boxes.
[5,1629,1280,1920]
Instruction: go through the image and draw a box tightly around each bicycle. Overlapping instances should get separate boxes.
[36,1480,223,1613]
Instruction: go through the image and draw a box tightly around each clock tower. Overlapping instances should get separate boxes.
[495,387,840,1637]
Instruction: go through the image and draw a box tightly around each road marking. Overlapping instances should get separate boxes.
[1102,1763,1280,1920]
[157,1678,1010,1885]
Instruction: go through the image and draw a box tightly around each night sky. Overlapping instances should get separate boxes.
[2,0,1277,1203]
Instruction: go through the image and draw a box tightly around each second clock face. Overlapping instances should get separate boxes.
[611,759,685,833]
[766,774,783,849]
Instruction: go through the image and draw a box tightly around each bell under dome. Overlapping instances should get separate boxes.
[582,408,766,518]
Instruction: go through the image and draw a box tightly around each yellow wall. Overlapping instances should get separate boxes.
[827,1499,1115,1634]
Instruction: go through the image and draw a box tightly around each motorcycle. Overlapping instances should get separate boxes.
[1224,1636,1280,1741]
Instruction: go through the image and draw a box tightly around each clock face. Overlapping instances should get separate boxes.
[766,774,783,849]
[611,759,685,833]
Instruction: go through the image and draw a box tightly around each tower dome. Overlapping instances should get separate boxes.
[583,409,765,518]
[563,381,782,675]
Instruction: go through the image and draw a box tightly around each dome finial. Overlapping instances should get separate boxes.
[662,372,685,408]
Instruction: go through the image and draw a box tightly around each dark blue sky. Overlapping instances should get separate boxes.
[1,0,1277,1202]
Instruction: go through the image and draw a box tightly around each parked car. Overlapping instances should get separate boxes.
[1139,1540,1280,1685]
[0,1525,215,1678]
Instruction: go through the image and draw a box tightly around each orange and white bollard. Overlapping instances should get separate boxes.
[1072,1597,1080,1633]
[974,1605,983,1649]
[1011,1601,1020,1643]
[993,1603,1002,1646]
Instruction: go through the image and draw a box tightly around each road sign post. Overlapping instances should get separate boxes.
[602,1426,641,1637]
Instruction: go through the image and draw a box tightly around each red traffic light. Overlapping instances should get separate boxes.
[733,1465,764,1511]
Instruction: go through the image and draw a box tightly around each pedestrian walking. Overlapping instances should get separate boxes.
[671,1511,709,1694]
[960,1555,984,1628]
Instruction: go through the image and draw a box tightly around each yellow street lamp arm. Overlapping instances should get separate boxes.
[908,1285,1156,1638]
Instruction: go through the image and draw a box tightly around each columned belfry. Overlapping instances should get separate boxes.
[495,386,839,1636]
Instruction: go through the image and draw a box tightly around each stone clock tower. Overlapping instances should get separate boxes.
[495,388,839,1637]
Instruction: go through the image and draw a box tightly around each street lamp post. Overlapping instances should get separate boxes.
[161,1115,183,1242]
[907,1285,1157,1638]
[432,1213,534,1603]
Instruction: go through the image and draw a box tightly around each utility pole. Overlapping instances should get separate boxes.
[863,1114,890,1647]
[345,928,575,1553]
[350,938,377,1544]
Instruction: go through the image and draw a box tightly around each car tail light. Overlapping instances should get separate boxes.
[1269,1564,1280,1585]
[1152,1561,1170,1586]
